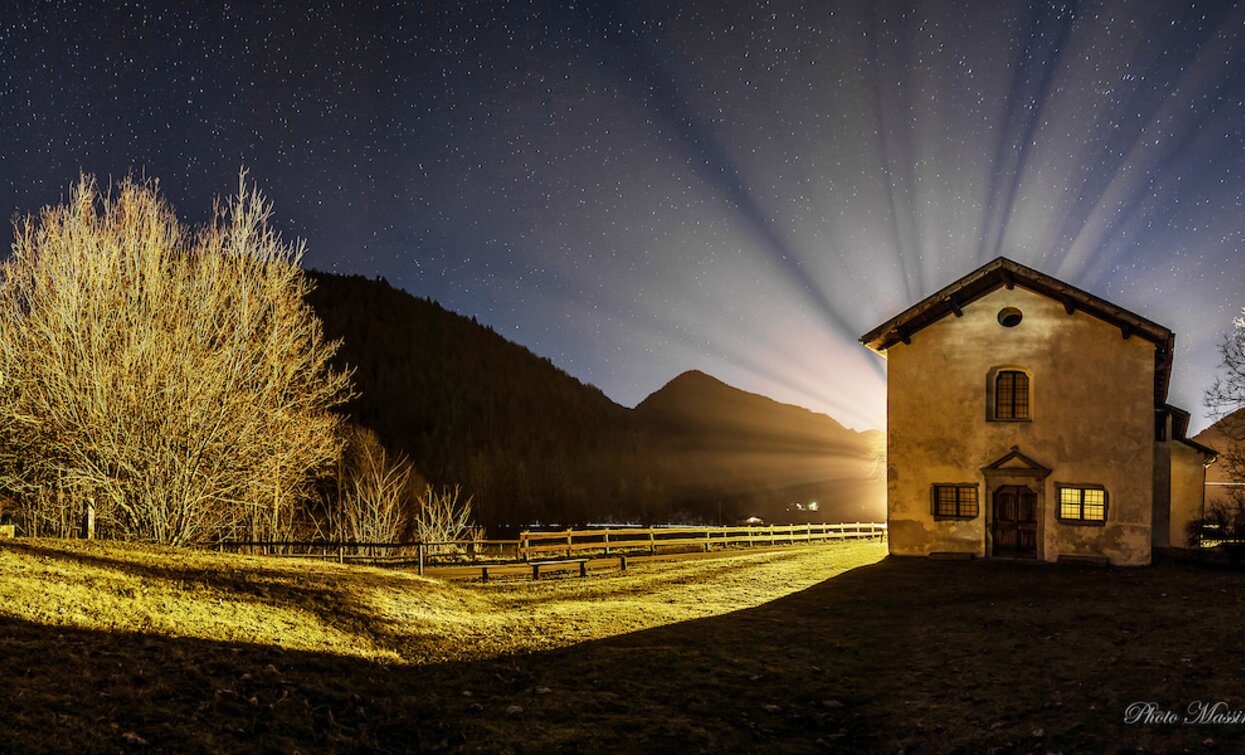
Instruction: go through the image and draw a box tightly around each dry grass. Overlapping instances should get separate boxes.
[0,539,878,667]
[3,540,1245,752]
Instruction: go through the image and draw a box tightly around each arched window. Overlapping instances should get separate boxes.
[993,370,1030,420]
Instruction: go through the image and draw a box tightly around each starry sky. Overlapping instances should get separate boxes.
[2,0,1244,432]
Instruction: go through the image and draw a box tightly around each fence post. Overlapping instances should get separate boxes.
[566,528,573,559]
[417,542,425,576]
[82,499,95,540]
[704,529,711,553]
[649,529,656,556]
[604,530,611,556]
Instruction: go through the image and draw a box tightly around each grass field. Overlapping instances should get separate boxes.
[2,539,1244,752]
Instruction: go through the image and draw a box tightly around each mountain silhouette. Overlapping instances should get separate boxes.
[307,272,884,531]
[636,370,884,523]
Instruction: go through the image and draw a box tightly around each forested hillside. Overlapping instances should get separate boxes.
[307,273,883,532]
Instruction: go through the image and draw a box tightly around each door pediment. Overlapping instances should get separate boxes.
[981,445,1052,479]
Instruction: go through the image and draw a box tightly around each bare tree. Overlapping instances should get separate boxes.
[1200,308,1245,547]
[1207,307,1245,425]
[329,426,415,551]
[0,174,352,544]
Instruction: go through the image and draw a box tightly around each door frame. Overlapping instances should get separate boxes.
[980,446,1052,561]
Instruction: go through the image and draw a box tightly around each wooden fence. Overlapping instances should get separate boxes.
[211,539,522,574]
[519,522,887,561]
[210,522,887,576]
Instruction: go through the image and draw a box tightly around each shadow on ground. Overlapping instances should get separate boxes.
[4,556,1244,752]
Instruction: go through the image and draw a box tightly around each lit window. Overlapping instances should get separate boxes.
[994,370,1030,420]
[1058,486,1107,524]
[933,485,979,518]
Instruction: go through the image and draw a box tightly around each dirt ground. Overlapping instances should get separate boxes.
[2,539,1244,752]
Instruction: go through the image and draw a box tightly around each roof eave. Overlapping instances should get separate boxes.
[1177,437,1219,460]
[858,257,1175,404]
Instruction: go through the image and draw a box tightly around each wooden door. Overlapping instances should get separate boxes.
[992,486,1037,558]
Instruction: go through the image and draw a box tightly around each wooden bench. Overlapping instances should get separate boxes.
[530,558,589,580]
[476,556,627,583]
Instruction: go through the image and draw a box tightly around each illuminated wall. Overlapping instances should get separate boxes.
[1169,442,1209,549]
[884,285,1156,565]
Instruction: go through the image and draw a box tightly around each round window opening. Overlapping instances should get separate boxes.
[998,307,1023,327]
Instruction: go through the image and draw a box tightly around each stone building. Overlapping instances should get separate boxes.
[860,257,1215,565]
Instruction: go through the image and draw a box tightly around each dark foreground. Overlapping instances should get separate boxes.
[4,555,1244,753]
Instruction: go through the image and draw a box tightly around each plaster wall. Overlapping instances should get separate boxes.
[885,285,1155,565]
[1170,443,1208,548]
[1199,420,1238,522]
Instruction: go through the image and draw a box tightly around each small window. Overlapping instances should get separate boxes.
[932,484,979,519]
[1057,486,1107,524]
[997,307,1023,327]
[994,370,1030,420]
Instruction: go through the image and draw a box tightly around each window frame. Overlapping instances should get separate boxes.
[1055,484,1108,526]
[986,367,1033,422]
[931,483,980,520]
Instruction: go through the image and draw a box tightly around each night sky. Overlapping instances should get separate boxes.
[3,1,1244,432]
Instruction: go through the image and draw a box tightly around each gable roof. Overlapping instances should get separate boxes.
[858,257,1175,406]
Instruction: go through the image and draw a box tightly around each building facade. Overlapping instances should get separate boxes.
[860,258,1214,566]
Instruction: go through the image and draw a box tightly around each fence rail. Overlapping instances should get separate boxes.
[518,522,887,561]
[208,522,888,576]
[211,538,522,573]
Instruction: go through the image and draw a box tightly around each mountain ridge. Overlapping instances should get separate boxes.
[306,271,885,529]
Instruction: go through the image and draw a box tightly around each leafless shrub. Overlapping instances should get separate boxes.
[414,484,474,554]
[329,427,415,553]
[0,174,352,544]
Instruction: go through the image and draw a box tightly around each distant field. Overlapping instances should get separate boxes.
[2,540,1244,752]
